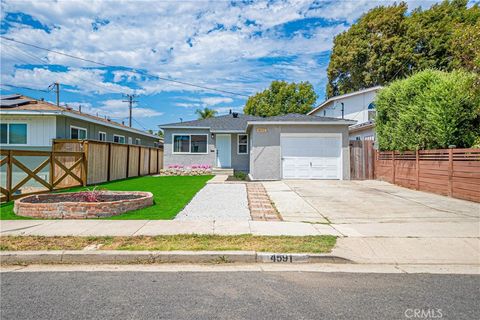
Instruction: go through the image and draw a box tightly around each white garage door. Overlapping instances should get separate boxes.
[281,134,342,179]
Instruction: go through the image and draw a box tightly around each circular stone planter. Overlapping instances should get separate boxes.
[14,191,153,219]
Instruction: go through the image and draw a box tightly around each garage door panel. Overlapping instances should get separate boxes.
[281,135,342,180]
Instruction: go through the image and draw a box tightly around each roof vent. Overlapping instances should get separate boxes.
[232,112,239,118]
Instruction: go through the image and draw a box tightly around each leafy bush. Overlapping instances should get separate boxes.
[375,69,480,151]
[233,171,247,180]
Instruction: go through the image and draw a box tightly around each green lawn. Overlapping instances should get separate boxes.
[0,175,213,220]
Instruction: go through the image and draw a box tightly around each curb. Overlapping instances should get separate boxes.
[0,251,353,265]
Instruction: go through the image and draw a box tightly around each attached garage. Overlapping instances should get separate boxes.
[281,134,342,179]
[247,114,355,181]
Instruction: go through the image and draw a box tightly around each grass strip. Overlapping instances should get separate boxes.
[0,235,336,253]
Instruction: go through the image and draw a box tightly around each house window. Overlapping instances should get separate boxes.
[128,137,133,145]
[135,138,141,145]
[0,123,27,144]
[98,132,106,141]
[173,134,207,154]
[70,126,87,140]
[191,135,207,153]
[113,134,125,144]
[238,134,248,154]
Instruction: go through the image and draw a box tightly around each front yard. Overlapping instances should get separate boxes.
[0,175,213,220]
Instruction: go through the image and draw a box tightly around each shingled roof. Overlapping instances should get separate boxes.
[160,113,355,132]
[0,95,159,139]
[160,113,263,132]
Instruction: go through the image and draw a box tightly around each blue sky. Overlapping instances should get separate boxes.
[0,0,447,131]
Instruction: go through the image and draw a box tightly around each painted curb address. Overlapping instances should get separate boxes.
[0,251,353,265]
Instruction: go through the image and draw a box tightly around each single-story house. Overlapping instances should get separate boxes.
[0,94,162,150]
[159,113,355,180]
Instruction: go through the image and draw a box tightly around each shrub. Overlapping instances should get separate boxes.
[233,171,247,180]
[375,69,480,151]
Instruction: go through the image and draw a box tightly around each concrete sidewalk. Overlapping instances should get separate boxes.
[0,220,341,237]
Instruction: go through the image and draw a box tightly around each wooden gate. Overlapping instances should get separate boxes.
[349,140,375,180]
[0,149,86,202]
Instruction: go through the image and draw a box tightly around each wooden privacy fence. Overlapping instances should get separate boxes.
[349,140,375,180]
[0,149,86,202]
[53,140,163,185]
[375,148,480,202]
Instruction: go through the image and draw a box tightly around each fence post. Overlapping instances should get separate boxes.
[107,142,112,182]
[82,141,89,186]
[49,151,54,191]
[448,148,453,197]
[157,149,160,173]
[415,149,420,190]
[126,145,130,178]
[391,150,395,184]
[138,147,141,177]
[6,150,12,202]
[148,148,151,175]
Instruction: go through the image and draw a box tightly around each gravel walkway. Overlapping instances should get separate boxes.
[175,184,250,221]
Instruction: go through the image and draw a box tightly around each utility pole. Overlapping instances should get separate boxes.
[48,82,60,107]
[122,94,138,127]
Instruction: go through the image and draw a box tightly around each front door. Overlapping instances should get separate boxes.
[216,134,231,168]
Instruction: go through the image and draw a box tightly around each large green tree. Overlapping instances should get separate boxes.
[375,69,480,151]
[327,0,480,97]
[243,81,317,117]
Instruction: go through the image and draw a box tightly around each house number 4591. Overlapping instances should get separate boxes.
[270,254,293,263]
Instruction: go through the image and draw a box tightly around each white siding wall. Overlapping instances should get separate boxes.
[0,115,56,147]
[313,91,377,124]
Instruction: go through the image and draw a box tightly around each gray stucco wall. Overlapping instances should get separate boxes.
[162,129,250,171]
[249,124,350,180]
[163,128,216,167]
[230,133,250,172]
[56,116,159,147]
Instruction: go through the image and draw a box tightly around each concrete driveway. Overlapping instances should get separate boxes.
[265,180,479,223]
[264,180,480,264]
[263,180,480,237]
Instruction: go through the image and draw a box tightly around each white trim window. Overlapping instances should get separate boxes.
[172,134,208,154]
[98,131,106,141]
[135,138,141,145]
[70,126,87,140]
[0,123,28,145]
[113,134,125,144]
[238,134,248,154]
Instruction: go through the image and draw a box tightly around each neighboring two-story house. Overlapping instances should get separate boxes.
[308,86,382,141]
[0,94,161,150]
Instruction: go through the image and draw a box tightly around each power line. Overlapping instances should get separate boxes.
[1,36,250,98]
[0,83,50,93]
[3,42,127,95]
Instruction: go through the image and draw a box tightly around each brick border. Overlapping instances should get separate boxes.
[246,183,282,221]
[14,191,153,219]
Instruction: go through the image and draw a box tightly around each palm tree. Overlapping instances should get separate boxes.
[195,107,218,119]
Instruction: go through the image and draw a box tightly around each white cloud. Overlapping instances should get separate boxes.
[201,97,233,106]
[1,0,444,99]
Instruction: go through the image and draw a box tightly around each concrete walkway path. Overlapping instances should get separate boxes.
[175,184,250,221]
[0,220,341,237]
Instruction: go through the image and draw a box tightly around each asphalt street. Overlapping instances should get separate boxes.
[1,271,479,320]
